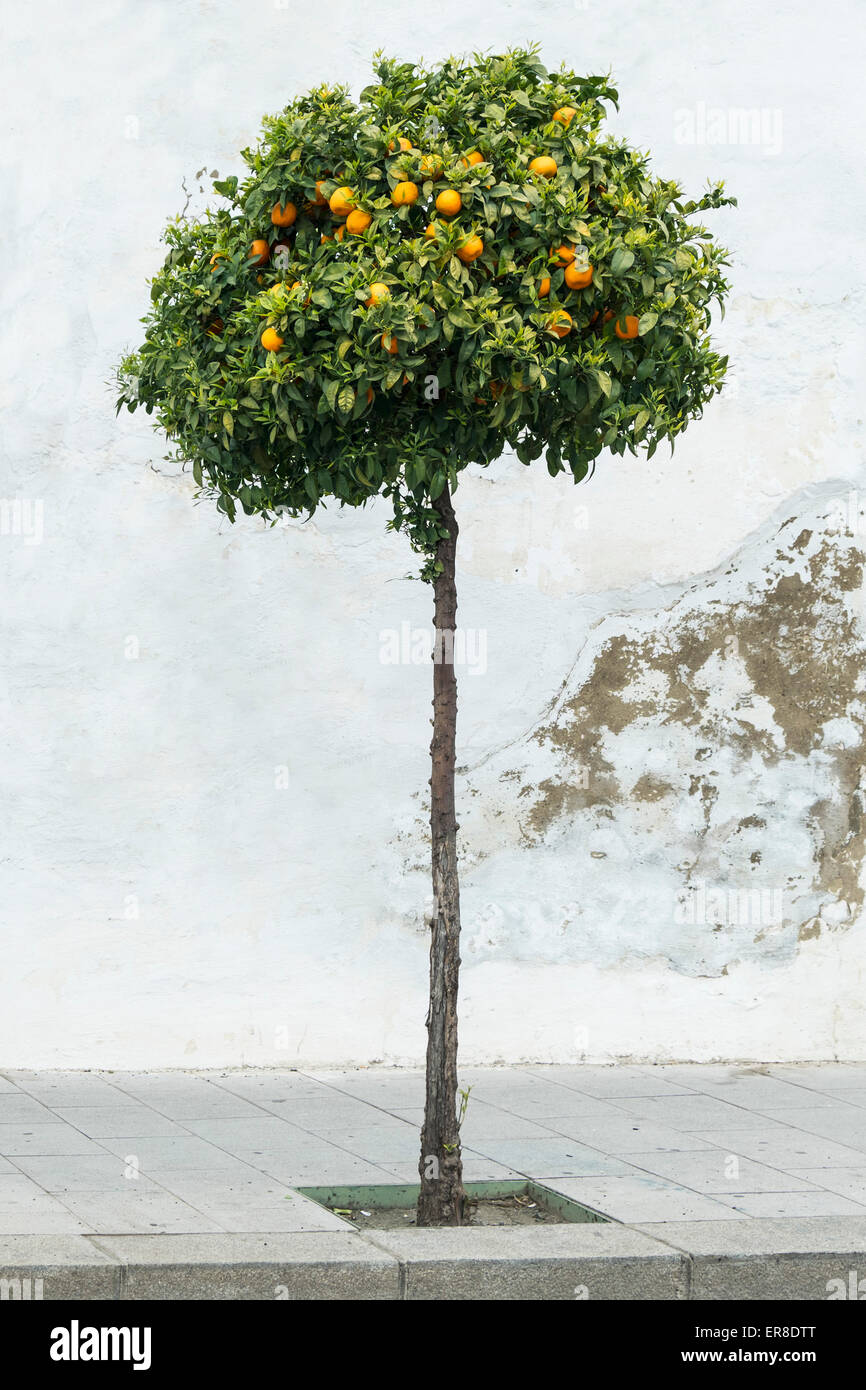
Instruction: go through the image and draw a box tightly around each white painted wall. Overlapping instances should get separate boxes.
[2,0,865,1067]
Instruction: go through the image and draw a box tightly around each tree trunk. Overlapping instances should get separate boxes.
[416,482,466,1227]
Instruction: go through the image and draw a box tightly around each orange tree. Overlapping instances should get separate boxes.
[117,48,734,1226]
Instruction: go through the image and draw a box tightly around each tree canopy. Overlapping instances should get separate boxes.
[117,47,734,576]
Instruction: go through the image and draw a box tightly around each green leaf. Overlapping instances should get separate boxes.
[637,312,658,335]
[611,248,635,275]
[429,470,445,500]
[222,411,233,435]
[337,384,355,414]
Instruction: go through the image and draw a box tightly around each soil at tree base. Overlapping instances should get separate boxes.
[331,1194,567,1230]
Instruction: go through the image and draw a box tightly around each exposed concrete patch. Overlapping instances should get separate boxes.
[438,497,866,979]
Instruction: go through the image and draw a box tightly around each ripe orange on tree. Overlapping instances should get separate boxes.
[420,154,443,178]
[381,332,399,354]
[564,263,594,290]
[529,155,557,178]
[538,276,551,297]
[551,244,575,266]
[461,150,484,167]
[328,186,356,216]
[546,309,573,337]
[313,179,329,206]
[456,234,484,263]
[615,314,640,339]
[553,106,576,126]
[435,189,462,217]
[271,201,297,227]
[249,239,270,265]
[366,282,390,307]
[346,208,372,234]
[261,326,284,351]
[392,181,419,206]
[388,136,413,152]
[424,222,438,239]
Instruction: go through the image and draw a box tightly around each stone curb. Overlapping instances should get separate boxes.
[1,1219,863,1300]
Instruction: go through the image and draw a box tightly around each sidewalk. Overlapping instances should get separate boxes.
[2,1063,866,1298]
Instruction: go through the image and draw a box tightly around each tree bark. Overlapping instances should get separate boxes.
[416,482,466,1227]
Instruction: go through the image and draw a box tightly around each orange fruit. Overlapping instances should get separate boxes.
[435,189,462,217]
[538,276,551,297]
[313,179,329,206]
[564,262,594,290]
[261,326,284,351]
[551,244,575,266]
[547,310,573,338]
[209,252,224,273]
[381,332,399,355]
[553,106,576,126]
[420,155,443,178]
[271,201,297,227]
[615,315,640,340]
[366,282,390,307]
[424,222,438,239]
[249,239,270,265]
[334,224,346,241]
[388,137,413,153]
[346,208,371,234]
[529,155,557,178]
[461,150,484,167]
[391,181,419,206]
[456,234,484,263]
[320,233,333,244]
[328,186,356,217]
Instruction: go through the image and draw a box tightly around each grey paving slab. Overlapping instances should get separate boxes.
[234,1148,399,1186]
[370,1223,686,1300]
[621,1149,822,1194]
[3,1072,141,1106]
[308,1124,422,1163]
[0,1198,88,1234]
[538,1115,717,1154]
[9,1155,167,1194]
[788,1167,866,1203]
[712,1191,866,1218]
[95,1232,400,1300]
[546,1175,749,1223]
[180,1116,316,1149]
[193,1193,350,1234]
[753,1105,866,1146]
[103,1077,268,1120]
[521,1066,696,1098]
[50,1106,186,1138]
[0,1095,58,1124]
[457,1103,567,1143]
[613,1094,793,1129]
[691,1127,866,1169]
[96,1136,258,1170]
[465,1138,637,1179]
[205,1072,335,1101]
[666,1074,848,1110]
[54,1190,226,1235]
[256,1095,398,1129]
[0,1123,105,1156]
[768,1064,866,1090]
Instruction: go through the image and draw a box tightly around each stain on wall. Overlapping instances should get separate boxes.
[447,500,866,980]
